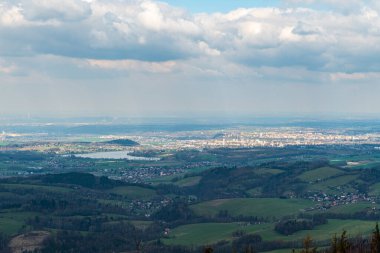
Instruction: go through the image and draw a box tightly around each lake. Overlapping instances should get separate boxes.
[74,151,160,161]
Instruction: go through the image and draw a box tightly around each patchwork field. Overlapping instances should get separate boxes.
[369,182,380,196]
[254,168,284,175]
[191,198,314,219]
[174,176,202,187]
[163,219,378,246]
[298,167,342,182]
[0,212,38,235]
[163,222,268,246]
[1,145,380,252]
[307,175,358,193]
[321,202,378,214]
[107,186,156,199]
[0,183,73,193]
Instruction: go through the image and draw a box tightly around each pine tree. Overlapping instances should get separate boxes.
[338,230,350,253]
[371,223,380,253]
[204,246,213,253]
[300,235,317,253]
[331,233,338,253]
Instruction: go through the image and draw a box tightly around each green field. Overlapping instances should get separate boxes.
[321,202,377,214]
[163,219,378,246]
[0,218,24,235]
[254,168,284,175]
[369,183,380,196]
[107,186,156,199]
[0,192,19,198]
[0,211,38,235]
[246,187,262,197]
[191,198,314,219]
[149,166,211,185]
[0,183,73,193]
[148,175,180,185]
[307,175,358,193]
[261,219,377,242]
[163,222,262,246]
[174,176,202,187]
[130,220,153,229]
[298,167,342,182]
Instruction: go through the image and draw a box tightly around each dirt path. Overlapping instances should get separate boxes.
[9,231,50,253]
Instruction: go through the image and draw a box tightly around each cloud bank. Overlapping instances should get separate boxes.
[1,0,380,116]
[1,0,380,70]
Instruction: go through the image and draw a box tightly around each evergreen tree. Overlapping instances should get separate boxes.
[300,235,317,253]
[338,230,350,253]
[330,233,338,253]
[371,223,380,253]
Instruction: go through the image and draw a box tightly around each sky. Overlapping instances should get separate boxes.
[1,0,380,118]
[162,1,281,13]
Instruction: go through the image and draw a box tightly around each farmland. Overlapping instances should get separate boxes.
[191,198,314,219]
[1,134,380,252]
[163,219,378,246]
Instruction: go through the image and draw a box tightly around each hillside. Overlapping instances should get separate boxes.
[1,147,380,252]
[104,139,140,146]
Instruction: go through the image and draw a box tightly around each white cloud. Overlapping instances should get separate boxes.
[1,0,380,80]
[283,0,374,14]
[198,41,220,56]
[330,72,380,81]
[0,61,17,74]
[86,59,177,73]
[0,5,26,26]
[20,0,92,22]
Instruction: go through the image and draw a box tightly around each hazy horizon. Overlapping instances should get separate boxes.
[4,113,380,126]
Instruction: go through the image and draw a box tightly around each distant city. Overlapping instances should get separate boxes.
[2,123,380,153]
